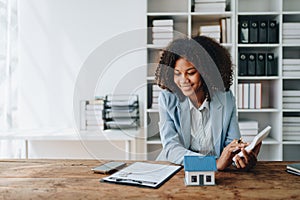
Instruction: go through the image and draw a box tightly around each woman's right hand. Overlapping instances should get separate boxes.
[216,139,248,170]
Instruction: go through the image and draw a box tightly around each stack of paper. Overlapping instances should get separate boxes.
[282,59,300,77]
[194,0,227,12]
[80,98,105,131]
[283,90,300,109]
[238,119,259,142]
[282,23,300,44]
[283,116,300,141]
[152,19,174,46]
[199,25,221,43]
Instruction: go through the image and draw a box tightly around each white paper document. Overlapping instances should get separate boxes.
[101,162,181,188]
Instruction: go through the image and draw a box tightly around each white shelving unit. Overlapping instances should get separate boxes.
[145,0,300,161]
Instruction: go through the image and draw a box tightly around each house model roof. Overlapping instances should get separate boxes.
[184,155,217,172]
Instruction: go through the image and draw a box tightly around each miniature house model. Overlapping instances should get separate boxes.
[184,155,217,186]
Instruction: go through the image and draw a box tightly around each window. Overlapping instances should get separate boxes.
[0,0,18,130]
[206,175,212,183]
[191,175,197,183]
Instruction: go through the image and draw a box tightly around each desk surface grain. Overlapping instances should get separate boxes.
[0,159,299,200]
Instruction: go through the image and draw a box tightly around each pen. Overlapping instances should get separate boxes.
[109,177,157,185]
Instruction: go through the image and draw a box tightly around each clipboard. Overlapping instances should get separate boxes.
[100,162,182,189]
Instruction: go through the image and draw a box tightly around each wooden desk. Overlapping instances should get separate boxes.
[0,160,299,199]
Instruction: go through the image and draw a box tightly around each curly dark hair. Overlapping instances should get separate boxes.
[155,35,233,101]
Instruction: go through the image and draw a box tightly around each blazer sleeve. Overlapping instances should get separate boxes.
[157,91,199,164]
[224,91,241,147]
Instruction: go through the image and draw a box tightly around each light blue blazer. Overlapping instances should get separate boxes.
[156,89,241,164]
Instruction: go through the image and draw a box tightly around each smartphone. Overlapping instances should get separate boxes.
[91,162,126,174]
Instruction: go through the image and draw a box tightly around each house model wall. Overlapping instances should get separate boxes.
[184,155,217,186]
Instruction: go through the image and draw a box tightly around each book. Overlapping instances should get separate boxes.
[282,59,300,65]
[238,53,247,76]
[152,38,172,45]
[226,18,231,43]
[248,54,256,76]
[238,83,243,109]
[152,19,173,26]
[283,71,300,77]
[259,21,267,43]
[233,126,271,162]
[239,20,249,43]
[283,117,300,123]
[243,83,249,109]
[283,65,300,71]
[283,103,300,109]
[266,53,277,76]
[256,53,266,76]
[152,32,173,39]
[152,26,173,33]
[240,129,258,136]
[101,162,182,188]
[286,163,300,176]
[283,135,300,141]
[283,90,300,97]
[220,18,226,43]
[249,83,255,109]
[255,83,262,109]
[268,20,278,43]
[249,21,258,43]
[238,120,258,130]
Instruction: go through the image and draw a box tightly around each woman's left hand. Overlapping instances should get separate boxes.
[233,142,262,171]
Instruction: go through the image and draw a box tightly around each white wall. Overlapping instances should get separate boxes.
[12,0,147,159]
[18,0,147,130]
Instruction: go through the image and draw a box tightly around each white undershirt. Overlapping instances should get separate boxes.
[188,98,215,156]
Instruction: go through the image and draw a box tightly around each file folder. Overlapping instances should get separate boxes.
[249,21,258,43]
[266,53,277,76]
[256,53,266,76]
[248,53,256,76]
[259,21,267,43]
[238,53,248,76]
[268,20,278,43]
[239,20,249,43]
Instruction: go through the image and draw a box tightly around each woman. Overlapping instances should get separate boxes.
[155,36,260,170]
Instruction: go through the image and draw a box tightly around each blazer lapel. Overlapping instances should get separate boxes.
[210,92,224,157]
[178,98,191,149]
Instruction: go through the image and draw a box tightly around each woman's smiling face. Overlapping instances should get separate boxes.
[173,58,203,98]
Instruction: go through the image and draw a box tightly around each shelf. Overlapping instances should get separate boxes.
[145,0,300,161]
[191,12,232,21]
[238,76,280,80]
[238,108,280,113]
[147,12,189,16]
[262,137,280,144]
[237,44,279,48]
[237,12,280,16]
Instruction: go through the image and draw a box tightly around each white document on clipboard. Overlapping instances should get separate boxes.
[100,162,181,188]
